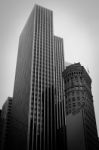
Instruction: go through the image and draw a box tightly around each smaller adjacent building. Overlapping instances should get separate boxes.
[0,109,2,149]
[0,97,12,150]
[62,63,99,150]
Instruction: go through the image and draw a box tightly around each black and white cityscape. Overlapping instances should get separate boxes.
[0,4,99,150]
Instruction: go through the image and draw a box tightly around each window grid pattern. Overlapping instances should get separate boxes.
[28,5,55,150]
[54,36,65,129]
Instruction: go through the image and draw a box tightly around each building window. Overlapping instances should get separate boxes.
[72,97,75,102]
[77,96,80,101]
[72,91,74,96]
[78,102,81,106]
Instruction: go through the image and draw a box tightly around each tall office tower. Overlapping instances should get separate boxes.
[62,63,99,150]
[0,97,12,150]
[10,4,56,150]
[54,36,66,150]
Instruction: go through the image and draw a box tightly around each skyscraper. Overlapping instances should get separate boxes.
[54,36,66,150]
[7,4,66,150]
[26,5,55,150]
[62,63,99,150]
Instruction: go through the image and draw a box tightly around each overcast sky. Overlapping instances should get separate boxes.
[0,0,99,134]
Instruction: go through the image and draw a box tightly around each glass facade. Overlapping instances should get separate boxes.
[6,4,67,150]
[27,5,55,150]
[10,4,67,150]
[54,36,66,150]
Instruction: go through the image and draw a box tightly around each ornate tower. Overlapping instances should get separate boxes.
[63,63,99,150]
